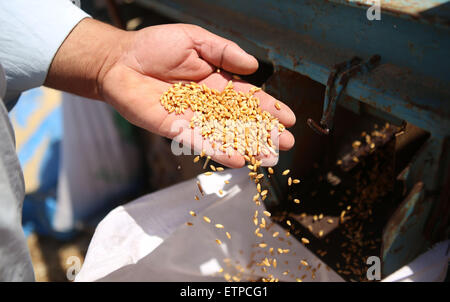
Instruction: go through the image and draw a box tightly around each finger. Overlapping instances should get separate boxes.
[192,58,216,80]
[260,156,279,167]
[279,130,295,151]
[254,129,294,167]
[188,25,258,75]
[166,50,216,81]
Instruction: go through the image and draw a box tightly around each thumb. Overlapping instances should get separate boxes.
[188,25,259,75]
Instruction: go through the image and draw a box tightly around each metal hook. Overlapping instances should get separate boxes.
[307,55,381,135]
[307,56,362,135]
[307,118,330,135]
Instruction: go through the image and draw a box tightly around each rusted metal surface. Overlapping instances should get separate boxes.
[271,118,398,280]
[382,182,423,256]
[262,68,400,280]
[379,134,448,275]
[339,123,401,171]
[380,182,436,276]
[424,159,450,242]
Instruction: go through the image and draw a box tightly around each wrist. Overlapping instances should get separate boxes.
[45,18,130,101]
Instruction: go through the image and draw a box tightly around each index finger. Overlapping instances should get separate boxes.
[187,25,259,75]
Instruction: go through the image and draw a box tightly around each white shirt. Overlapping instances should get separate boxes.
[0,0,90,108]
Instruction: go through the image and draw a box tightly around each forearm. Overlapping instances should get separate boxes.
[44,18,130,101]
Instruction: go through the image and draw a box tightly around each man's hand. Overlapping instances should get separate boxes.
[46,19,295,168]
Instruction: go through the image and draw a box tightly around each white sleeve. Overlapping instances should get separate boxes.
[0,0,91,105]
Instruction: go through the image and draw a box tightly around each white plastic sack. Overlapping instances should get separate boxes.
[75,168,343,282]
[54,93,143,232]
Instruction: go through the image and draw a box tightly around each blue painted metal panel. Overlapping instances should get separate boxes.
[381,182,432,276]
[137,0,450,136]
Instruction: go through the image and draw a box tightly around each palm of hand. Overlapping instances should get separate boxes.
[101,24,295,168]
